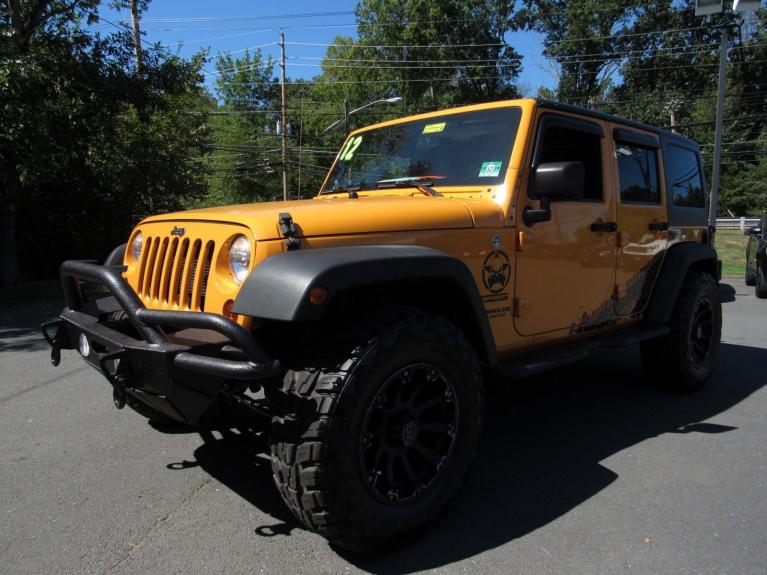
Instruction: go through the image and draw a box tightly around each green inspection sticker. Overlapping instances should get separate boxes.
[478,161,503,177]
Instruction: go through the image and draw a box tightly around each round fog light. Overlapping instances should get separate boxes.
[78,333,91,357]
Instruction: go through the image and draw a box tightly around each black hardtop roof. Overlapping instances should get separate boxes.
[535,98,700,150]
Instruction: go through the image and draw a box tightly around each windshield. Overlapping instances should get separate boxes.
[321,106,522,193]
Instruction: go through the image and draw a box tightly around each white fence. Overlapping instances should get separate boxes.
[716,217,759,231]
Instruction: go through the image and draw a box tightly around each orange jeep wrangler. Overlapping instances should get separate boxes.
[43,98,721,551]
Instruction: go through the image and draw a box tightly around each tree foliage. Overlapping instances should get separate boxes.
[310,0,522,132]
[0,0,209,284]
[203,49,282,205]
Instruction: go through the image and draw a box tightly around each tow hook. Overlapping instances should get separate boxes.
[99,351,128,409]
[51,345,61,367]
[112,374,127,409]
[41,320,63,366]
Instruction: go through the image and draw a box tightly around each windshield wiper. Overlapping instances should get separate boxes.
[376,176,444,197]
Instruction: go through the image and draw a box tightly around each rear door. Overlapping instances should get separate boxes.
[611,126,668,317]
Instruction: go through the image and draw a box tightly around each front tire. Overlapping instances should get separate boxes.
[641,271,721,392]
[269,308,484,552]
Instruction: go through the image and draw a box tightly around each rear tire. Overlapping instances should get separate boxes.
[745,267,756,287]
[756,265,767,299]
[641,271,721,392]
[268,307,484,553]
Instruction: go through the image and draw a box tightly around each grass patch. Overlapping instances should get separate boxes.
[715,229,749,277]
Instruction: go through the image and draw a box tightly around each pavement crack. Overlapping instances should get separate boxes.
[103,476,213,574]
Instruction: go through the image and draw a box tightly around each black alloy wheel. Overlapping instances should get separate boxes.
[359,364,458,504]
[689,297,714,368]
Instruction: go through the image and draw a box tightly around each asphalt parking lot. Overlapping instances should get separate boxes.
[1,277,765,575]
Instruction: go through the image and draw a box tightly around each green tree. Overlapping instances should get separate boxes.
[610,2,766,215]
[203,49,283,204]
[0,0,209,284]
[309,0,522,135]
[512,1,673,103]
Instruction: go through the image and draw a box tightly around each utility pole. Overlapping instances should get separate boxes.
[708,28,727,228]
[343,99,349,136]
[279,31,288,202]
[129,0,142,70]
[298,90,305,199]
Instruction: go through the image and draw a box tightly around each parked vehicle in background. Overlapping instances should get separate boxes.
[42,98,721,552]
[745,211,767,298]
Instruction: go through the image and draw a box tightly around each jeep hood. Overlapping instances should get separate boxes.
[141,195,504,240]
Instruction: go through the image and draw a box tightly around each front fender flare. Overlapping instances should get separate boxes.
[232,245,498,364]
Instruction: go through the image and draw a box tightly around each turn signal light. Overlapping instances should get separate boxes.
[223,300,239,321]
[309,286,328,306]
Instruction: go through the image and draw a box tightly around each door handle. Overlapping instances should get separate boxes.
[648,221,669,231]
[590,221,618,233]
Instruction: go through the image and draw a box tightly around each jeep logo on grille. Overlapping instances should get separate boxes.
[170,226,186,237]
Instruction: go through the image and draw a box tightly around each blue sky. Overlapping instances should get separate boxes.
[96,0,554,98]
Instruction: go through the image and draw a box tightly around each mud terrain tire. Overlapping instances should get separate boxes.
[744,267,756,287]
[641,271,721,392]
[756,266,767,299]
[269,307,484,552]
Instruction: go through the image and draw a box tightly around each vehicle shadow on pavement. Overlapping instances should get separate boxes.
[334,342,766,573]
[191,428,301,537]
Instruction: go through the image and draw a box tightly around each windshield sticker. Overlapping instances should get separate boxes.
[340,136,363,161]
[478,161,503,178]
[422,122,446,134]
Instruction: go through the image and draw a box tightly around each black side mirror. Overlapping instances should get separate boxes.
[745,226,761,236]
[524,161,585,226]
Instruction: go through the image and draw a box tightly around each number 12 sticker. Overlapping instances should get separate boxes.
[340,136,363,161]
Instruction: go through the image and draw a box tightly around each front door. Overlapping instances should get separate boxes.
[611,126,668,318]
[514,113,617,336]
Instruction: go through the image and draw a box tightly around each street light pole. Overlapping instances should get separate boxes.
[324,97,403,135]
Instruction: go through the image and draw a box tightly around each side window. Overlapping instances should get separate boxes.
[616,143,660,203]
[665,145,705,208]
[537,125,603,201]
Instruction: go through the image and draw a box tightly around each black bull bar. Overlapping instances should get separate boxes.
[41,260,281,424]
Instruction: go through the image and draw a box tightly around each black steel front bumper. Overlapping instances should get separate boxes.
[42,260,281,424]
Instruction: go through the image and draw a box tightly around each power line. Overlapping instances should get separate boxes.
[285,41,509,49]
[666,113,767,129]
[134,11,356,24]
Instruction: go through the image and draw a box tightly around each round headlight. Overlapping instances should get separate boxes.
[131,232,143,262]
[229,235,251,284]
